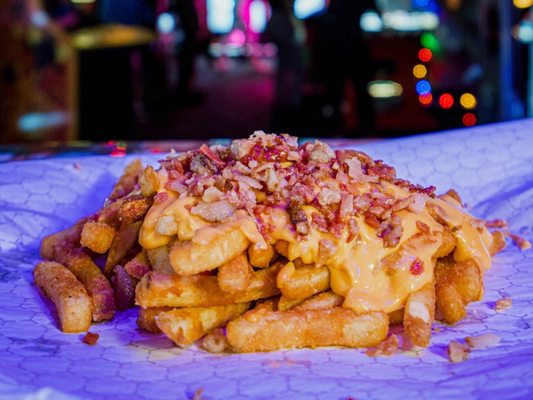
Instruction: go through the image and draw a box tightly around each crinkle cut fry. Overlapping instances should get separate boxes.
[136,263,281,308]
[33,262,92,333]
[156,303,250,348]
[226,307,389,352]
[40,227,115,321]
[404,282,435,347]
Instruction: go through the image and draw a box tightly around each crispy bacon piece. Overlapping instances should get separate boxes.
[82,332,100,345]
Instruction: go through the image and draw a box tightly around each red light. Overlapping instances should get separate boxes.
[462,113,477,126]
[418,48,432,62]
[439,93,454,109]
[419,93,433,106]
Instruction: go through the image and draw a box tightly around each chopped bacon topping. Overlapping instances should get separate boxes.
[448,341,470,363]
[82,332,99,345]
[409,258,424,276]
[505,232,531,251]
[155,132,439,240]
[154,192,169,204]
[485,219,508,228]
[494,297,512,311]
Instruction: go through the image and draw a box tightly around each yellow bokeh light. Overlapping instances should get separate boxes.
[460,93,477,109]
[513,0,532,9]
[413,64,427,79]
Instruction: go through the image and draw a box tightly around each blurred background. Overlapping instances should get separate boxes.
[0,0,531,144]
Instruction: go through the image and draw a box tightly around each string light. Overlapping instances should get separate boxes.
[413,64,427,79]
[459,93,477,110]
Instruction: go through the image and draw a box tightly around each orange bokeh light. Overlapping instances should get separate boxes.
[419,93,433,106]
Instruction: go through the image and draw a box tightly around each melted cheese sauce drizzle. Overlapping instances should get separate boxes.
[139,185,494,314]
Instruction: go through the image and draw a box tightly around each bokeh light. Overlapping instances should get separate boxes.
[439,93,454,109]
[419,93,433,106]
[418,48,433,62]
[459,93,477,110]
[513,0,533,9]
[413,64,428,79]
[416,80,432,95]
[462,113,477,126]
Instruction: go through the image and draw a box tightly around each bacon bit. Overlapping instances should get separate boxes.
[448,341,470,363]
[465,333,501,349]
[484,219,508,228]
[199,144,225,167]
[409,258,424,275]
[73,162,81,170]
[82,332,99,345]
[124,255,151,279]
[505,232,531,251]
[347,218,359,242]
[367,161,396,181]
[154,192,169,204]
[377,214,403,248]
[311,212,328,233]
[451,225,462,233]
[365,334,399,357]
[364,212,381,229]
[443,188,462,204]
[416,221,430,233]
[494,297,512,311]
[192,388,204,400]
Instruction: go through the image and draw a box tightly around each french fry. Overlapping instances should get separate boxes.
[226,307,389,352]
[200,328,230,353]
[146,244,173,274]
[274,240,289,258]
[404,282,435,347]
[118,195,153,224]
[80,221,116,254]
[136,263,281,308]
[276,261,330,300]
[33,262,92,333]
[139,165,160,196]
[104,221,142,276]
[41,241,115,321]
[108,159,144,201]
[248,243,275,268]
[156,303,250,347]
[434,226,456,258]
[217,253,253,293]
[169,227,249,276]
[124,251,151,279]
[277,296,304,311]
[137,307,172,333]
[387,308,404,325]
[294,291,344,311]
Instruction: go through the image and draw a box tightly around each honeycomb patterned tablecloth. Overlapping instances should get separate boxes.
[0,120,532,400]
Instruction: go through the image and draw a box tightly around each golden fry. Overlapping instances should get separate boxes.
[169,227,249,276]
[276,261,330,300]
[217,253,253,293]
[136,263,281,308]
[434,226,456,258]
[108,159,144,201]
[404,282,435,347]
[33,262,92,333]
[200,328,230,353]
[118,195,153,224]
[104,221,142,276]
[156,303,250,347]
[277,296,304,311]
[137,307,171,333]
[227,307,389,352]
[146,244,174,274]
[80,221,116,254]
[490,230,506,256]
[248,243,275,268]
[294,291,344,311]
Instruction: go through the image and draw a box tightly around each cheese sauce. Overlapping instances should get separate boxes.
[139,185,494,314]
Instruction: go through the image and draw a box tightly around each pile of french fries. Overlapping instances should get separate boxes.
[34,133,507,353]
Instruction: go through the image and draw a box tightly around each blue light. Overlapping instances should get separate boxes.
[413,0,430,7]
[157,13,175,34]
[416,80,432,95]
[294,0,326,20]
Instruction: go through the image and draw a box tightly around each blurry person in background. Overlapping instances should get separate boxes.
[170,0,203,105]
[315,0,379,134]
[266,0,306,130]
